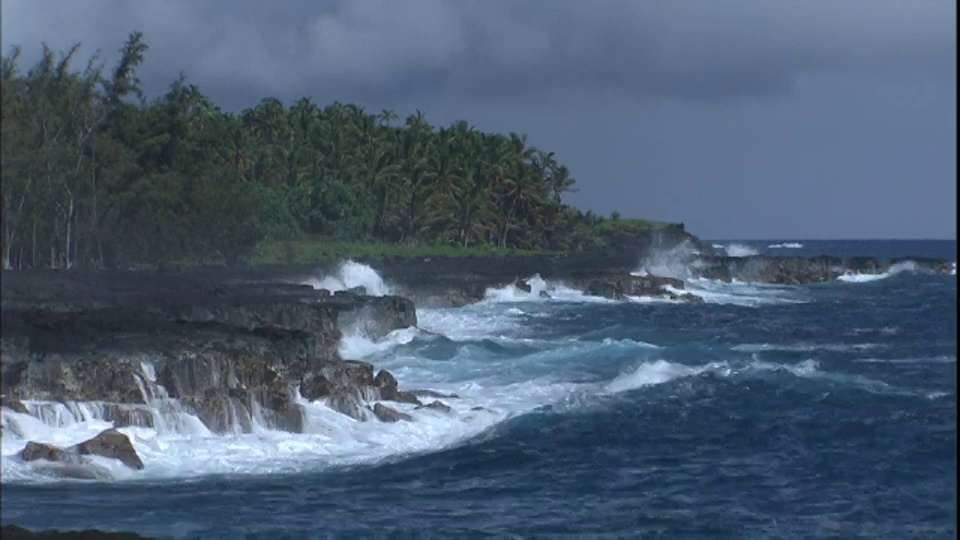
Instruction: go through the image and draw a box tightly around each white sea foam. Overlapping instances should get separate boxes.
[602,356,920,398]
[605,360,721,393]
[732,342,883,353]
[722,243,759,257]
[481,274,606,304]
[339,327,422,359]
[836,261,918,283]
[852,356,956,365]
[768,242,804,249]
[0,360,575,483]
[675,279,807,306]
[303,260,393,296]
[636,241,700,280]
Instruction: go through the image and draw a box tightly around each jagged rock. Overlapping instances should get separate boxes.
[373,369,398,393]
[316,288,331,297]
[586,275,682,300]
[102,404,156,429]
[301,361,375,400]
[246,382,303,433]
[326,391,367,420]
[0,267,418,434]
[21,441,76,464]
[539,290,552,299]
[620,275,684,296]
[514,279,532,293]
[410,389,459,399]
[684,255,958,284]
[185,387,252,434]
[416,400,452,413]
[670,292,705,304]
[337,296,417,340]
[71,428,144,470]
[373,369,422,405]
[1,396,29,414]
[587,279,621,300]
[372,403,411,423]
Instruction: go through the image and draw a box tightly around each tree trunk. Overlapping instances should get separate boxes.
[64,194,75,269]
[32,216,37,269]
[499,203,517,248]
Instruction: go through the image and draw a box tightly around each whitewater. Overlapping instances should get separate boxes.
[1,240,956,538]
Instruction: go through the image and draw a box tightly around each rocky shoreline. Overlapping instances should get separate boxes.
[1,268,427,478]
[1,232,954,480]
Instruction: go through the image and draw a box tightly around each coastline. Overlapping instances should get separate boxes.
[0,233,955,537]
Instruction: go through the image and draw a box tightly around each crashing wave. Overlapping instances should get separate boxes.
[836,261,918,283]
[303,260,394,296]
[768,242,804,249]
[722,243,759,257]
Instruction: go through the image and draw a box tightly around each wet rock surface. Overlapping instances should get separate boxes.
[372,402,412,423]
[72,429,145,470]
[584,275,689,300]
[416,400,453,413]
[20,429,144,471]
[1,269,419,438]
[692,255,953,284]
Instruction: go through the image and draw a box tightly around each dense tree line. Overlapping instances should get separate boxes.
[1,33,640,269]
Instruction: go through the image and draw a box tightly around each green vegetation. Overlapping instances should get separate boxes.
[250,237,542,265]
[1,33,673,269]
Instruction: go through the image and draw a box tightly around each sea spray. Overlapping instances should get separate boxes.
[304,260,394,296]
[723,243,760,257]
[635,240,701,280]
[837,260,919,283]
[481,274,603,304]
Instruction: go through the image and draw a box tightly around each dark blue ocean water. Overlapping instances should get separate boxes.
[1,240,956,539]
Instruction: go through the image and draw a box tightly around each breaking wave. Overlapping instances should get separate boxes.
[604,358,922,397]
[481,274,605,304]
[3,248,948,490]
[303,260,394,296]
[722,243,760,257]
[768,242,804,249]
[836,261,918,283]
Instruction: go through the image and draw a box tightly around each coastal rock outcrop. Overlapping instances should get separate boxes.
[584,274,698,302]
[1,269,421,440]
[691,255,953,284]
[20,429,143,471]
[371,402,412,423]
[72,429,145,470]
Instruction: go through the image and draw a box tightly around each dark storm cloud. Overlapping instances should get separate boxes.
[2,0,954,106]
[2,1,955,239]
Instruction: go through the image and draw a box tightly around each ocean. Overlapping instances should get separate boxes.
[1,240,956,539]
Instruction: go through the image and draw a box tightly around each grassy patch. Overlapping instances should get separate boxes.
[250,236,545,264]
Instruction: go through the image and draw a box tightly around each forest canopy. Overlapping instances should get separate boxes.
[1,32,671,269]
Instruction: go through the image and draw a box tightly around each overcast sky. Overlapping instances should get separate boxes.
[3,0,956,239]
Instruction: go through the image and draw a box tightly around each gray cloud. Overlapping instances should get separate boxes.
[2,0,954,106]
